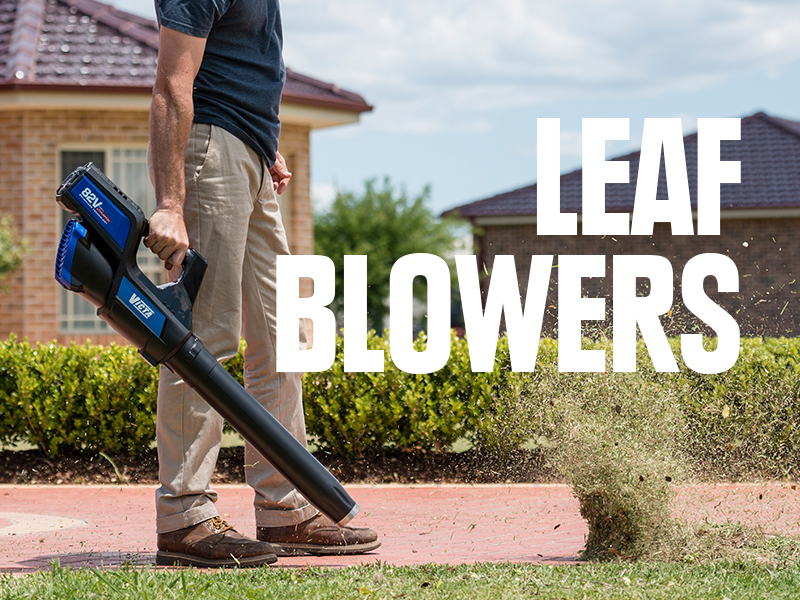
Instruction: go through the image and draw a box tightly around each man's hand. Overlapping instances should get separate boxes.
[270,150,292,195]
[144,207,189,271]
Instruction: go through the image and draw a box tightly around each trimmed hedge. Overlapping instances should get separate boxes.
[0,336,245,458]
[302,331,525,455]
[0,333,798,478]
[0,336,158,457]
[677,337,800,476]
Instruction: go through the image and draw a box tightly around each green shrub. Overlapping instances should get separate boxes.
[0,216,26,287]
[678,337,800,479]
[223,339,246,386]
[471,337,558,456]
[468,336,800,480]
[302,330,525,456]
[0,332,799,482]
[0,336,158,457]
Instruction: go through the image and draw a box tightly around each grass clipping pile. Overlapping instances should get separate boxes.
[516,368,800,563]
[549,372,685,560]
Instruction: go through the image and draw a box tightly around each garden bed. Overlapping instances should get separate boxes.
[0,446,560,486]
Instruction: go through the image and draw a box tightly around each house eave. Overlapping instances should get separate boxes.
[279,102,365,129]
[0,84,153,111]
[0,84,369,129]
[281,90,372,115]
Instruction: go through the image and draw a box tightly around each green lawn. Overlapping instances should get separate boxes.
[2,561,800,599]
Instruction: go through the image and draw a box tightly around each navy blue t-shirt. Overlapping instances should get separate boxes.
[155,0,285,166]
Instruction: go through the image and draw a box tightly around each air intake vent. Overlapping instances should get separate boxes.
[55,220,87,290]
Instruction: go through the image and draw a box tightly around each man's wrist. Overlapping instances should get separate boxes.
[154,202,185,216]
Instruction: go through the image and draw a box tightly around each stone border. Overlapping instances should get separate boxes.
[0,513,86,537]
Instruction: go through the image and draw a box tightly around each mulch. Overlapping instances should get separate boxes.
[0,446,560,486]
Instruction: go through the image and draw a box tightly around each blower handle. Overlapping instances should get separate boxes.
[173,248,206,308]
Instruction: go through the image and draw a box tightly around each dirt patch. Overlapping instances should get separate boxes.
[0,447,560,486]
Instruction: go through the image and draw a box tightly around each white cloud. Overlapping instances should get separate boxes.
[311,182,338,212]
[107,1,800,137]
[282,0,800,133]
[560,130,584,159]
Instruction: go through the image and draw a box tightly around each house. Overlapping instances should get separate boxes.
[0,0,371,344]
[446,112,800,337]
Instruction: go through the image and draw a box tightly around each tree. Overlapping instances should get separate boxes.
[314,178,462,332]
[0,217,25,289]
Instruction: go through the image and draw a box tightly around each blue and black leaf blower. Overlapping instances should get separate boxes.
[55,162,358,526]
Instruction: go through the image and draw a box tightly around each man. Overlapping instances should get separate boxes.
[146,0,379,568]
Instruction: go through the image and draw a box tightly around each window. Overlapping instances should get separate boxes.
[110,149,164,286]
[59,148,163,334]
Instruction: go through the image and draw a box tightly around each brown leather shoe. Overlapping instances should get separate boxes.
[157,516,277,568]
[257,513,380,556]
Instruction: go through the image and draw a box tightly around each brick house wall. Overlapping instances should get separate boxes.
[0,108,314,345]
[0,112,24,337]
[476,217,800,337]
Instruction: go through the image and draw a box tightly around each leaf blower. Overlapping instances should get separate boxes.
[54,162,358,526]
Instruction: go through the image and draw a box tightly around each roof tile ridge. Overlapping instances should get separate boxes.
[6,0,48,82]
[285,67,368,103]
[285,67,338,91]
[281,89,372,112]
[752,111,800,140]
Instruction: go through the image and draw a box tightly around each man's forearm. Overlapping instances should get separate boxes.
[145,26,206,269]
[149,78,193,215]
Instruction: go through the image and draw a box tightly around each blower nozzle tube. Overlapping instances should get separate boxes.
[170,336,359,526]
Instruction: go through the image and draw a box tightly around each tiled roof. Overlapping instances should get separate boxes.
[0,3,16,77]
[446,112,800,218]
[0,0,371,112]
[282,67,372,113]
[0,0,158,86]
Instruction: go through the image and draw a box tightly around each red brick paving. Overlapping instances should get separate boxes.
[0,483,798,572]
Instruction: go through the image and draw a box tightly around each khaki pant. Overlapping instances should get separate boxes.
[154,124,317,534]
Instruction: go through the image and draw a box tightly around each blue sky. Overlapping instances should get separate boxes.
[117,1,800,216]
